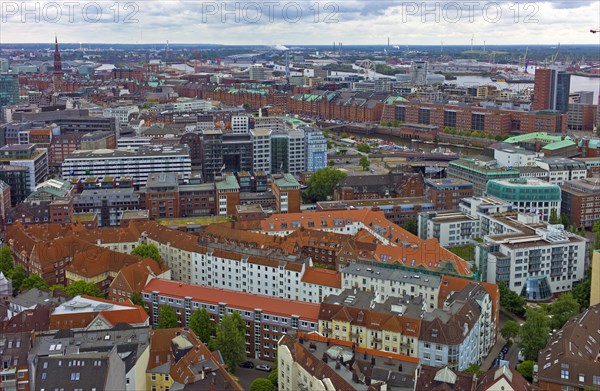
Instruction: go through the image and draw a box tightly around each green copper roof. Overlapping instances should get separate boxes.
[542,139,576,151]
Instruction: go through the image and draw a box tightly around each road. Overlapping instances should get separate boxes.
[481,312,522,372]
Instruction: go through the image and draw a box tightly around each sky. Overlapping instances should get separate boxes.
[1,0,599,45]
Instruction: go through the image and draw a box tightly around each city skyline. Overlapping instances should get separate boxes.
[1,0,599,45]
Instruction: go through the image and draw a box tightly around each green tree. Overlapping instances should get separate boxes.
[268,369,278,387]
[157,305,179,329]
[402,219,418,235]
[571,272,591,309]
[498,280,526,316]
[356,143,371,154]
[594,220,600,250]
[250,378,275,391]
[464,363,483,375]
[20,274,49,291]
[501,319,520,341]
[517,360,535,381]
[560,213,570,227]
[231,311,246,336]
[131,244,161,262]
[215,314,246,373]
[130,292,144,306]
[7,267,26,294]
[519,307,549,361]
[189,308,213,344]
[359,155,370,171]
[328,160,335,167]
[548,292,580,330]
[302,167,347,203]
[64,280,103,298]
[548,208,559,224]
[0,245,14,275]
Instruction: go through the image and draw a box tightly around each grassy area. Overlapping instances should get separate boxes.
[448,244,475,262]
[156,216,230,226]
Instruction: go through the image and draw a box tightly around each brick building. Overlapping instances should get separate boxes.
[425,178,474,210]
[271,173,301,213]
[560,177,600,228]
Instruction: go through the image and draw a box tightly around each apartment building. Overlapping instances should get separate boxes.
[425,178,474,210]
[560,177,600,228]
[142,279,320,361]
[448,157,520,196]
[475,213,588,299]
[0,144,48,191]
[62,145,191,186]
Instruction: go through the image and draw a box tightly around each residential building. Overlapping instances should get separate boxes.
[108,259,171,303]
[278,332,419,391]
[103,105,139,124]
[592,251,600,307]
[560,177,600,228]
[425,179,474,210]
[80,130,117,150]
[304,128,327,172]
[271,173,301,213]
[143,172,180,219]
[250,128,272,174]
[318,289,422,357]
[231,115,250,133]
[7,288,68,319]
[49,295,149,331]
[73,188,141,226]
[334,171,425,201]
[61,145,192,186]
[0,332,32,391]
[142,278,320,361]
[448,157,520,196]
[146,328,242,391]
[340,263,442,310]
[0,144,48,191]
[418,211,480,247]
[475,213,588,299]
[414,365,535,391]
[0,179,10,223]
[537,304,600,391]
[486,178,561,221]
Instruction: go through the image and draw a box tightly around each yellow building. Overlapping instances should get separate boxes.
[591,250,600,307]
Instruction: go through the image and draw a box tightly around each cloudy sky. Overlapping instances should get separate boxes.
[1,0,599,45]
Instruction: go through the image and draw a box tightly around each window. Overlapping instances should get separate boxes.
[71,373,80,381]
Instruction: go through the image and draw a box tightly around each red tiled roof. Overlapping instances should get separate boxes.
[143,279,320,320]
[301,267,341,288]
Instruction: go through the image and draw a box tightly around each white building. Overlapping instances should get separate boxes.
[116,137,152,149]
[418,211,481,247]
[475,213,588,299]
[492,144,541,168]
[61,145,191,186]
[535,157,587,185]
[102,105,139,125]
[341,263,441,310]
[250,128,272,174]
[231,115,250,133]
[288,129,306,175]
[304,128,327,172]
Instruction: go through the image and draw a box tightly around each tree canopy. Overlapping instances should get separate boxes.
[356,143,371,154]
[500,320,520,341]
[0,245,14,274]
[131,244,161,262]
[215,313,246,373]
[189,308,213,344]
[464,363,483,375]
[547,292,580,330]
[359,155,370,171]
[64,280,103,298]
[402,219,418,235]
[498,280,526,316]
[302,167,347,203]
[250,378,275,391]
[519,307,549,361]
[517,360,535,381]
[571,272,591,309]
[129,292,144,306]
[157,305,179,329]
[20,274,49,291]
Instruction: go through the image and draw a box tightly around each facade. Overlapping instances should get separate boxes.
[231,115,250,133]
[271,173,301,213]
[560,177,600,228]
[591,251,600,307]
[335,171,425,201]
[142,278,320,361]
[250,128,272,174]
[475,213,588,299]
[62,145,192,186]
[0,73,19,121]
[0,179,10,223]
[532,67,571,113]
[74,188,140,226]
[418,210,480,247]
[537,304,600,391]
[535,157,587,185]
[486,178,561,221]
[448,157,520,196]
[270,129,306,175]
[0,332,32,391]
[425,179,474,210]
[304,128,327,172]
[0,144,48,191]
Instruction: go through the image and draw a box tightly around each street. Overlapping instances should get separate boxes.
[481,312,522,372]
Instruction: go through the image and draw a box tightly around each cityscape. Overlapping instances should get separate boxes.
[0,1,599,391]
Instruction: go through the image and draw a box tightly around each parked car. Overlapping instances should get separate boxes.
[518,350,526,363]
[491,358,500,367]
[501,345,509,354]
[239,361,254,369]
[256,365,272,372]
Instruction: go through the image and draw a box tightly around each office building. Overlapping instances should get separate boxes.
[425,178,474,210]
[304,128,328,172]
[249,64,266,80]
[73,188,141,226]
[271,129,305,175]
[485,178,561,220]
[61,145,191,186]
[535,157,587,185]
[532,67,571,113]
[250,128,272,174]
[448,157,520,196]
[0,165,30,205]
[0,73,19,122]
[271,173,301,213]
[231,115,250,133]
[0,144,48,191]
[411,61,429,85]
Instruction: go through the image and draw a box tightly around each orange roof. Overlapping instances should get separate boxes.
[143,279,320,321]
[66,246,144,278]
[301,267,341,288]
[98,307,150,326]
[27,128,52,136]
[114,258,169,294]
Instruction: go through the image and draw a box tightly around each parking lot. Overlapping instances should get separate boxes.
[235,358,275,390]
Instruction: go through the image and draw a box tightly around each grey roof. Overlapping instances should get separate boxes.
[9,288,66,309]
[340,264,442,289]
[324,289,425,319]
[65,145,189,159]
[146,172,180,188]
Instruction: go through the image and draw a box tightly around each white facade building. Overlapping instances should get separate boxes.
[102,105,139,125]
[250,129,272,174]
[231,115,250,133]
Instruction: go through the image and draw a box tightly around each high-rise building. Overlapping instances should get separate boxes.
[410,61,428,85]
[533,67,571,113]
[304,128,327,172]
[250,129,272,174]
[0,73,19,122]
[249,64,266,80]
